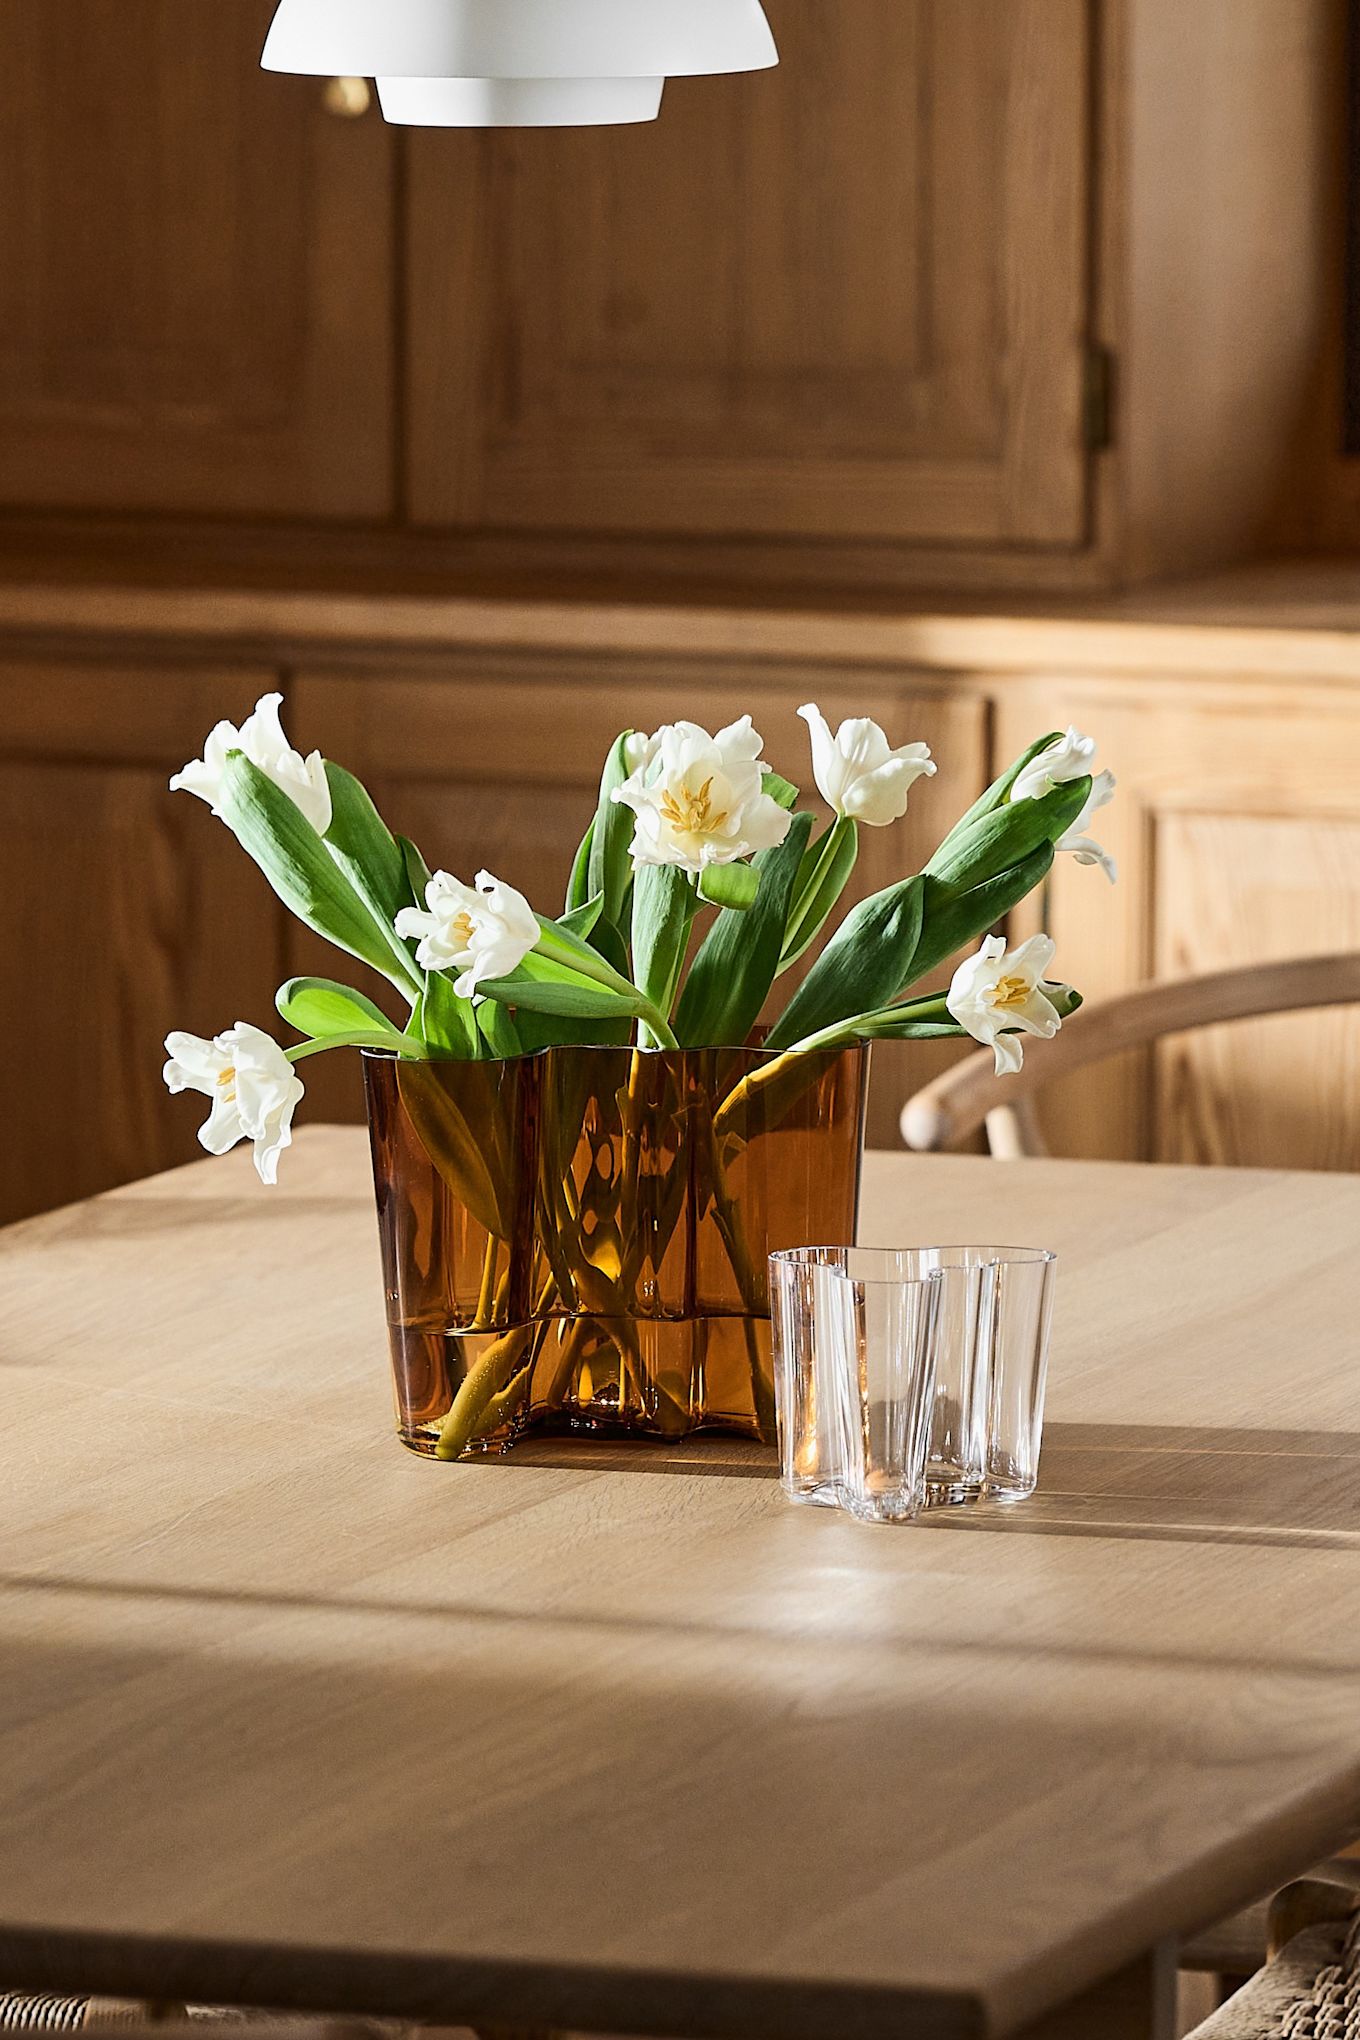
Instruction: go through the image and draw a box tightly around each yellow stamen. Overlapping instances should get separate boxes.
[659,775,729,838]
[990,974,1033,1012]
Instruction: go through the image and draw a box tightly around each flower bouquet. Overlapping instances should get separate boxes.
[163,696,1113,1459]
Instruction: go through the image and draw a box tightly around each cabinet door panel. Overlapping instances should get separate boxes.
[0,664,287,1222]
[0,1,394,520]
[406,0,1090,548]
[996,678,1360,1170]
[1153,812,1360,1171]
[290,664,989,1144]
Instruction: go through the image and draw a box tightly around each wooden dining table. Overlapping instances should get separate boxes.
[2,1128,1360,2040]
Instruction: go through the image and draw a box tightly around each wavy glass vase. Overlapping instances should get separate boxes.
[363,1042,869,1459]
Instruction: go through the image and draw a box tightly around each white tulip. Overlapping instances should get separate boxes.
[1011,725,1101,804]
[395,869,539,1000]
[163,1021,304,1185]
[946,933,1065,1077]
[170,692,332,835]
[1055,770,1118,884]
[798,703,936,825]
[611,715,792,873]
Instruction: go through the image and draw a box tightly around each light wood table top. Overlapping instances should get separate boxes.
[2,1129,1359,2040]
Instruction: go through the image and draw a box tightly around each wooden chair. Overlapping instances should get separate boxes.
[901,950,1360,2002]
[900,953,1360,1157]
[0,2013,398,2037]
[1184,1876,1360,2036]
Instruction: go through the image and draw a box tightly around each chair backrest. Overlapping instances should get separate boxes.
[901,952,1360,1156]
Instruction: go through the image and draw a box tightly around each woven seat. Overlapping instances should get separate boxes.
[0,2011,401,2040]
[1279,1911,1360,2036]
[1187,1891,1360,2037]
[0,2002,161,2032]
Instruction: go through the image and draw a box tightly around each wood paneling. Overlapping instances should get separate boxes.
[405,0,1090,551]
[997,673,1360,1169]
[0,662,287,1222]
[289,661,989,1142]
[0,0,395,520]
[1114,0,1340,580]
[1153,812,1360,1170]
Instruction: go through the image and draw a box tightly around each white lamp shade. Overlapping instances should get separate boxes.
[377,76,664,127]
[262,0,778,80]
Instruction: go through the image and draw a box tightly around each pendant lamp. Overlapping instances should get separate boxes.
[261,0,778,82]
[376,76,665,127]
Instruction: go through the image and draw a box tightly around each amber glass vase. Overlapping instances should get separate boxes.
[363,1042,870,1460]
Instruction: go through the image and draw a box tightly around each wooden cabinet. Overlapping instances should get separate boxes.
[404,0,1091,554]
[289,659,989,1144]
[0,0,1341,592]
[997,672,1360,1171]
[0,0,395,521]
[0,661,287,1222]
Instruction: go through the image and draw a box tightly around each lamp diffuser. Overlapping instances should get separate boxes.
[262,0,778,81]
[376,76,665,126]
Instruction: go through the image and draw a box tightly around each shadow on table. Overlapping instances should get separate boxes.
[935,1421,1360,1551]
[461,1420,1360,1550]
[474,1435,777,1479]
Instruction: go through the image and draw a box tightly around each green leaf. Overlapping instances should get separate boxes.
[395,1061,512,1239]
[762,769,801,812]
[475,999,523,1059]
[478,953,648,1023]
[534,913,639,999]
[677,814,813,1049]
[925,777,1092,893]
[779,816,859,973]
[930,733,1064,859]
[565,819,595,915]
[398,834,432,906]
[588,732,639,932]
[276,977,402,1044]
[906,845,1055,987]
[698,862,761,912]
[631,862,696,1035]
[765,874,925,1052]
[559,896,604,942]
[422,970,480,1058]
[218,754,419,993]
[587,913,630,980]
[324,763,409,929]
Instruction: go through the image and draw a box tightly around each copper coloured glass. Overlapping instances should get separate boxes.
[364,1042,869,1458]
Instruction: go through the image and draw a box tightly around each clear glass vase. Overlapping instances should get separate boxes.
[363,1042,869,1460]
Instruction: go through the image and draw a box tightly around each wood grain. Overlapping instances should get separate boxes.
[995,669,1360,1167]
[1153,818,1360,1170]
[405,0,1090,550]
[2,1135,1360,2039]
[1112,0,1338,581]
[1,554,1360,680]
[0,659,288,1222]
[0,0,395,520]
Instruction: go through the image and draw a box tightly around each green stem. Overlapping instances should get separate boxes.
[474,1236,501,1328]
[700,1118,777,1439]
[636,1005,680,1051]
[285,1029,424,1063]
[784,992,954,1056]
[778,815,857,974]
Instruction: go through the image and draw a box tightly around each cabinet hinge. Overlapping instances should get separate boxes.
[1083,344,1116,453]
